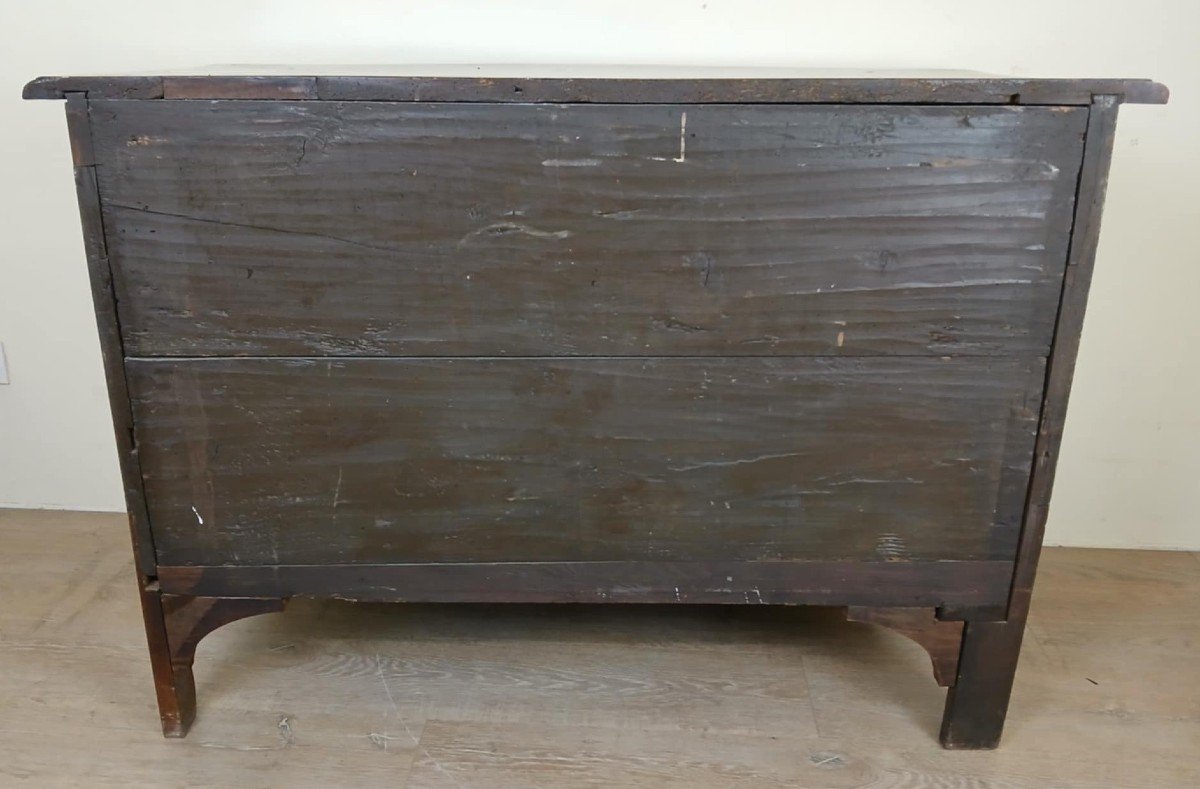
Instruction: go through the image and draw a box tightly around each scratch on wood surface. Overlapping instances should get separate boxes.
[458,222,572,245]
[593,208,643,220]
[107,202,402,255]
[651,316,711,334]
[375,655,464,787]
[782,278,1034,297]
[669,452,802,472]
[375,656,417,745]
[277,716,295,747]
[332,467,344,509]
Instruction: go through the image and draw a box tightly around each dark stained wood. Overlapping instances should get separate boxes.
[1008,96,1122,620]
[63,94,157,574]
[940,96,1124,749]
[24,75,163,100]
[91,100,1084,357]
[846,606,964,686]
[316,76,1171,106]
[939,619,1021,749]
[162,75,317,100]
[23,74,1170,105]
[126,356,1044,567]
[137,582,191,737]
[156,560,1013,609]
[31,73,1161,747]
[141,588,285,737]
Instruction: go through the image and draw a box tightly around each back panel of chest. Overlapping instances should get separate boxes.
[87,99,1084,611]
[92,101,1083,358]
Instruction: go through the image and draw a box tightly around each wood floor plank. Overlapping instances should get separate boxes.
[1026,547,1200,624]
[405,718,1172,789]
[0,508,1197,787]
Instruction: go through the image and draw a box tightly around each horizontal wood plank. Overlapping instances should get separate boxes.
[22,74,1170,104]
[127,356,1043,567]
[155,559,1014,609]
[162,76,317,100]
[93,101,1084,357]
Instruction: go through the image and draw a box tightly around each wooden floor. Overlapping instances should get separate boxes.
[1,509,1197,787]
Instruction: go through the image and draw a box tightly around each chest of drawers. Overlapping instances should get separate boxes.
[26,70,1167,748]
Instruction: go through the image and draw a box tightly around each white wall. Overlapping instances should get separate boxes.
[1,1,1196,548]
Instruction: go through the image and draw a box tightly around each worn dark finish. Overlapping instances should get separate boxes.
[127,356,1043,567]
[90,100,1084,358]
[25,75,164,100]
[24,73,1169,105]
[140,587,285,736]
[28,72,1163,748]
[940,619,1023,749]
[940,95,1124,750]
[156,560,1014,609]
[846,606,965,686]
[161,75,318,100]
[63,94,157,574]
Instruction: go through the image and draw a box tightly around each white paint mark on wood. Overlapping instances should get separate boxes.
[648,112,688,162]
[876,533,908,560]
[542,158,602,167]
[191,506,204,525]
[675,111,688,162]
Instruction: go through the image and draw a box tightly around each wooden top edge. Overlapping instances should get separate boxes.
[23,74,1169,105]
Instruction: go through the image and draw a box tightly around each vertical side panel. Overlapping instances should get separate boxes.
[1007,95,1122,619]
[941,96,1122,750]
[64,93,157,574]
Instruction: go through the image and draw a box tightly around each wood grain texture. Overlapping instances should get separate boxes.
[31,75,1162,751]
[90,101,1085,357]
[151,592,287,737]
[23,75,164,100]
[126,355,1043,567]
[1008,96,1123,622]
[4,509,1199,786]
[63,94,157,574]
[21,74,1171,104]
[845,606,964,686]
[940,97,1124,750]
[162,76,317,100]
[155,560,1013,610]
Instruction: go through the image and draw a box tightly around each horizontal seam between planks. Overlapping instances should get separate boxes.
[123,354,1052,362]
